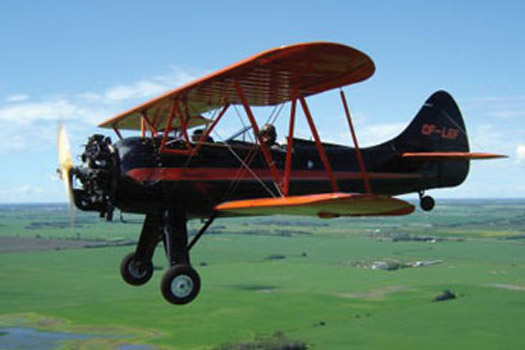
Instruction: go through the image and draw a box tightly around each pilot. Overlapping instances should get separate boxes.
[259,123,277,147]
[191,129,213,143]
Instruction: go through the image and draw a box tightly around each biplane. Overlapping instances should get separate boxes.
[58,42,505,305]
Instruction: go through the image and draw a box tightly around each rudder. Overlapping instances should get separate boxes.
[393,91,470,189]
[394,90,470,153]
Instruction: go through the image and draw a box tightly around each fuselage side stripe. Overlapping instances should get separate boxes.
[127,167,421,183]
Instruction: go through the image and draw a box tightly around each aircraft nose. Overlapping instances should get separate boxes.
[72,134,119,220]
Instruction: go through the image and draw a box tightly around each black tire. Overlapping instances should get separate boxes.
[420,196,435,211]
[160,265,201,305]
[120,252,154,286]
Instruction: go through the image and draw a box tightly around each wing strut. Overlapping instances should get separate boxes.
[299,97,339,192]
[192,103,230,155]
[283,97,297,196]
[340,90,371,193]
[112,125,123,140]
[234,80,283,195]
[141,111,158,138]
[160,100,179,153]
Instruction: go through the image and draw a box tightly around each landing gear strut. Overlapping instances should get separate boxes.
[119,208,215,305]
[120,213,161,286]
[418,191,435,211]
[159,207,200,305]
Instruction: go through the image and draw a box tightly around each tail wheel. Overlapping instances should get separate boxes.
[120,252,154,286]
[420,195,435,211]
[161,265,201,305]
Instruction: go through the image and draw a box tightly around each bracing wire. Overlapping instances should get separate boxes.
[223,145,259,199]
[268,102,286,125]
[213,130,277,198]
[232,104,254,143]
[182,105,223,169]
[441,110,487,151]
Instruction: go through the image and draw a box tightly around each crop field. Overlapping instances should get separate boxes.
[1,199,524,349]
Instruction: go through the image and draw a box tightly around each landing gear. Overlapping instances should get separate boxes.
[120,213,162,286]
[159,207,200,305]
[418,191,435,211]
[120,252,153,286]
[161,265,201,305]
[119,208,215,305]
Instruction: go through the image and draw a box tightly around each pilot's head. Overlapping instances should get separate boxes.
[192,129,204,142]
[260,124,277,145]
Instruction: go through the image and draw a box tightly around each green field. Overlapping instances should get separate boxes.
[1,200,525,349]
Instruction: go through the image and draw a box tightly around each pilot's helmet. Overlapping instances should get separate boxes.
[192,129,204,142]
[260,124,277,144]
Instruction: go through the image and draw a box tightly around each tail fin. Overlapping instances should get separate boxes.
[394,90,469,153]
[393,91,470,188]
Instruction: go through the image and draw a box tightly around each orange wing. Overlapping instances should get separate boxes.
[215,193,414,218]
[99,42,375,130]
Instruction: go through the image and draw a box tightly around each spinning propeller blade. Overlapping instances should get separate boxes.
[57,123,74,206]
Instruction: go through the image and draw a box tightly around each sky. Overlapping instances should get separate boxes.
[0,0,523,203]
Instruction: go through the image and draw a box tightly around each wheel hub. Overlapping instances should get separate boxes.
[171,275,194,298]
[128,261,147,279]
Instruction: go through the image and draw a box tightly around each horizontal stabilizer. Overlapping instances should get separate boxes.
[400,152,507,161]
[215,193,414,218]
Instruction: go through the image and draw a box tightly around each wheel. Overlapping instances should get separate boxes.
[160,265,201,305]
[420,195,435,211]
[120,252,154,286]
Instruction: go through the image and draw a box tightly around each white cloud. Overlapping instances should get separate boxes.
[0,67,201,153]
[77,92,103,103]
[312,107,406,147]
[0,99,90,125]
[6,94,29,102]
[0,131,27,152]
[358,122,406,147]
[104,81,167,102]
[102,68,199,103]
[0,184,66,203]
[79,67,200,105]
[467,123,505,153]
[465,95,525,120]
[516,185,525,192]
[328,121,406,147]
[462,94,524,156]
[516,144,525,165]
[2,185,42,197]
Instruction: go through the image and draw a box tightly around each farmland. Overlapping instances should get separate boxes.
[1,199,524,349]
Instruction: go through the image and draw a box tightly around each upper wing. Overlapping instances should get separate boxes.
[215,193,414,218]
[99,42,375,130]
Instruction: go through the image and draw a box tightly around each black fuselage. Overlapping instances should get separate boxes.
[110,136,467,218]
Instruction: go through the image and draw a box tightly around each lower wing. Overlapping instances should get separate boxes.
[215,193,414,218]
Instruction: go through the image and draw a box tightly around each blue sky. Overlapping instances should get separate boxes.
[0,0,523,203]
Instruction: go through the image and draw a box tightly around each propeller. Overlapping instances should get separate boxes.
[57,123,75,206]
[57,125,118,221]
